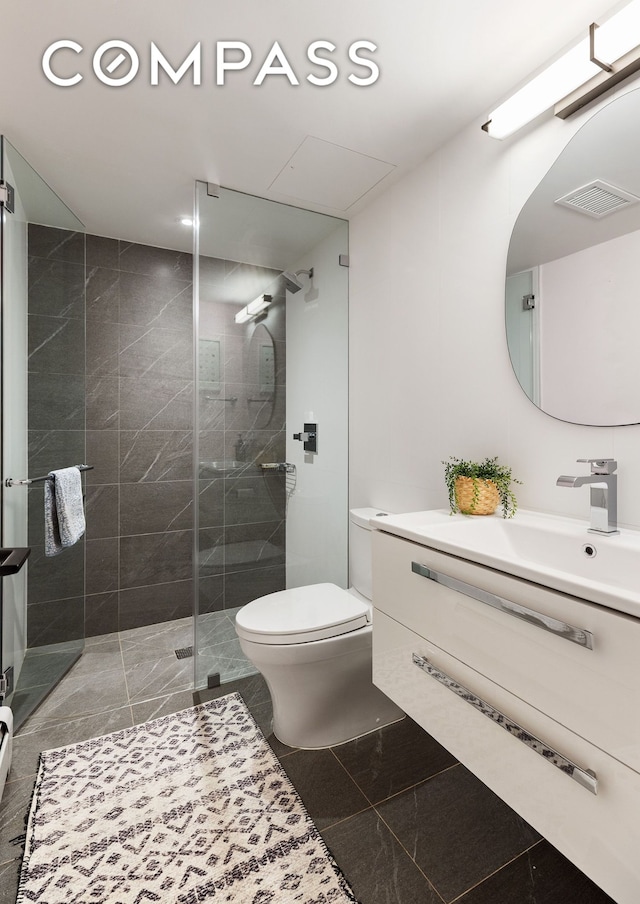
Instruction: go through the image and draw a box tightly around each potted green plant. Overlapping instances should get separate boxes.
[442,456,521,518]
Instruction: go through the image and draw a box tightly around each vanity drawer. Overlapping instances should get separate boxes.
[373,529,640,773]
[373,610,640,904]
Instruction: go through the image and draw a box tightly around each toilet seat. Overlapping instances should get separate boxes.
[235,583,370,645]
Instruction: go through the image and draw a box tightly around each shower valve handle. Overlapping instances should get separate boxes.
[293,423,318,453]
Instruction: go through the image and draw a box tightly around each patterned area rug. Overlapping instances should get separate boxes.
[17,693,359,903]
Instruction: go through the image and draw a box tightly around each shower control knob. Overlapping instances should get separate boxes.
[293,423,318,453]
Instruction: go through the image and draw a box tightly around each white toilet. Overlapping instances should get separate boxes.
[235,507,405,748]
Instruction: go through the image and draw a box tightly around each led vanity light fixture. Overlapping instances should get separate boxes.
[483,0,640,138]
[235,294,272,324]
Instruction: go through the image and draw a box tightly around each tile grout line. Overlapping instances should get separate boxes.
[446,838,545,903]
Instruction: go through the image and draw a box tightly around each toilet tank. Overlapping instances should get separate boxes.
[349,507,391,600]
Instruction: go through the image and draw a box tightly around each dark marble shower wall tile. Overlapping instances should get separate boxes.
[224,563,285,607]
[27,542,85,604]
[85,374,119,430]
[119,271,192,331]
[198,255,227,288]
[29,372,85,431]
[120,430,192,482]
[223,475,284,525]
[198,430,225,464]
[85,266,120,322]
[27,430,85,478]
[238,429,286,465]
[119,375,192,431]
[118,579,193,630]
[332,715,457,806]
[28,316,85,375]
[86,234,119,270]
[321,808,442,904]
[120,481,192,535]
[119,530,192,588]
[86,430,119,484]
[119,241,192,281]
[27,595,85,646]
[197,479,224,529]
[86,320,119,375]
[119,325,192,380]
[86,537,119,594]
[28,224,84,263]
[197,574,224,613]
[223,521,285,572]
[197,527,225,578]
[28,257,86,320]
[85,484,119,539]
[377,764,540,902]
[85,591,120,637]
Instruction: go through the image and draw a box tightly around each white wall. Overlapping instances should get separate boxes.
[286,223,349,588]
[349,83,640,531]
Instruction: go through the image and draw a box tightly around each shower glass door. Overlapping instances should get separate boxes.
[0,137,86,728]
[193,184,348,689]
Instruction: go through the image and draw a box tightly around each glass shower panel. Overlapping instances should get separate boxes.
[0,137,86,728]
[193,184,348,690]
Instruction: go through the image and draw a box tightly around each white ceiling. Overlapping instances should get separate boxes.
[0,0,624,257]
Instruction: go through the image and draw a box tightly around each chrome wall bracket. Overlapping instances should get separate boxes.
[0,181,15,214]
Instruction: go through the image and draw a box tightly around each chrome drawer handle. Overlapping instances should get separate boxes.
[412,653,598,795]
[411,562,594,650]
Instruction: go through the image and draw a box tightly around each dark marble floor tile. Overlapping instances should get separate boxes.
[131,690,197,725]
[124,653,194,704]
[21,662,129,730]
[0,776,34,866]
[194,670,271,711]
[279,748,370,830]
[0,858,21,903]
[120,617,193,665]
[456,840,616,904]
[378,763,540,902]
[322,808,441,904]
[333,715,457,806]
[11,704,133,781]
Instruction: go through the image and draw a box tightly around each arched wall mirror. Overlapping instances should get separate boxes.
[506,87,640,426]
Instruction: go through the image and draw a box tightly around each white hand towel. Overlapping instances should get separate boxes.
[44,467,86,557]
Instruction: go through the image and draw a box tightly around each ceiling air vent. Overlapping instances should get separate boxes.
[555,180,640,218]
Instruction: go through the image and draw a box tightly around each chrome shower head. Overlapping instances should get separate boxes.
[282,268,314,294]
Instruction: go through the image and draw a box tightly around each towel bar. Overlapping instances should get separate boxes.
[5,464,93,488]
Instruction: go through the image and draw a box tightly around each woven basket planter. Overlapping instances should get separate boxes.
[454,476,500,516]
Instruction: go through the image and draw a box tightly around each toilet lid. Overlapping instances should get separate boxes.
[235,583,370,644]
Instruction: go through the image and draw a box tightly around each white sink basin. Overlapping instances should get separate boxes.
[370,509,640,618]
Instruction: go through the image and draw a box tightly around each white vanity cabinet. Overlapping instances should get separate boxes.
[372,527,640,904]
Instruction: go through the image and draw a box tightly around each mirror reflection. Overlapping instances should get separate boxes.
[506,87,640,426]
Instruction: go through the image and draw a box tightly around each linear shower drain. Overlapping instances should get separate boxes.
[174,646,194,660]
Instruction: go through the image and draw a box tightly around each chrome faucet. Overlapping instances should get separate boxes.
[556,458,619,535]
